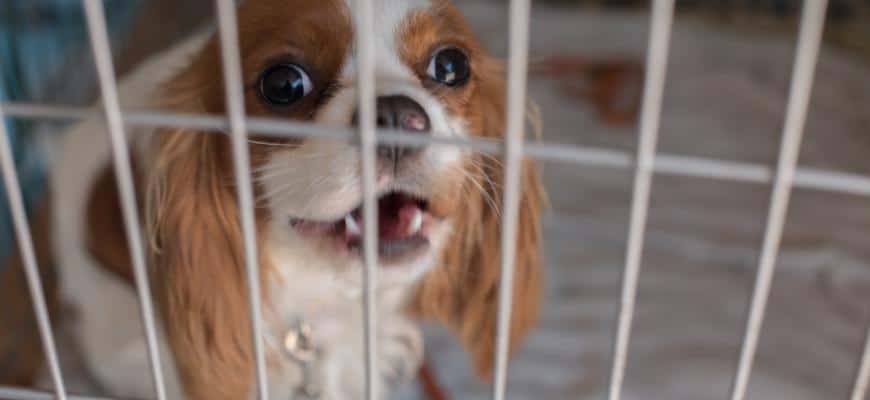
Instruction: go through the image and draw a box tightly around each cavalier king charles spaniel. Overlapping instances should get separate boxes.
[50,0,543,398]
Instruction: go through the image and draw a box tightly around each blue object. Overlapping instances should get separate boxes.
[0,0,142,263]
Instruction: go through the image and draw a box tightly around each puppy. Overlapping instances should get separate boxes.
[51,0,543,398]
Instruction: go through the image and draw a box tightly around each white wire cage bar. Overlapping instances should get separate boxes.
[0,386,112,400]
[491,0,532,398]
[352,0,381,396]
[729,1,828,399]
[3,103,870,198]
[0,105,67,400]
[213,0,271,398]
[605,1,674,399]
[852,326,870,400]
[80,1,168,399]
[0,0,869,400]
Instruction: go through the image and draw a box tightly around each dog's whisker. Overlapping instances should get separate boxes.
[255,169,298,183]
[251,154,335,174]
[300,176,328,211]
[247,139,302,148]
[447,164,501,218]
[255,175,314,204]
[465,159,504,193]
[473,152,505,170]
[262,173,335,211]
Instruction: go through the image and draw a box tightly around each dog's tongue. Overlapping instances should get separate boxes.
[377,194,423,240]
[343,193,424,242]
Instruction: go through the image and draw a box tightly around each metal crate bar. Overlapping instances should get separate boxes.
[524,141,631,169]
[851,327,870,400]
[729,1,828,400]
[792,167,870,198]
[0,102,67,400]
[80,1,167,399]
[213,0,270,398]
[4,102,870,199]
[654,154,769,183]
[491,0,532,397]
[353,0,380,397]
[606,1,675,400]
[0,386,112,400]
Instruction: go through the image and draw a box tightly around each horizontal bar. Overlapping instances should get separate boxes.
[792,167,870,198]
[525,141,631,168]
[213,0,270,398]
[3,102,870,198]
[0,103,501,151]
[81,1,167,399]
[654,154,770,183]
[606,1,675,399]
[0,386,112,400]
[729,1,828,399]
[1,103,93,120]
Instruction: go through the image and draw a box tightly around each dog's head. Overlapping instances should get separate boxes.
[149,0,542,396]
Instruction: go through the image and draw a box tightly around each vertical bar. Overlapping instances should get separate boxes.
[0,110,67,400]
[728,2,828,399]
[353,0,379,397]
[605,1,674,400]
[213,1,269,399]
[491,0,532,398]
[852,327,870,400]
[81,1,167,399]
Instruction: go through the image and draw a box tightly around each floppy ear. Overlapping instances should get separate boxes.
[412,56,544,379]
[148,130,257,399]
[146,42,263,399]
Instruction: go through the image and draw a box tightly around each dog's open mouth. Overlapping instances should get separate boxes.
[290,192,436,263]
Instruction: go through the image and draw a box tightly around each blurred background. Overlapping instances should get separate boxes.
[1,0,869,399]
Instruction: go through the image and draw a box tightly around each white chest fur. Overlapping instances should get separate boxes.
[263,230,424,400]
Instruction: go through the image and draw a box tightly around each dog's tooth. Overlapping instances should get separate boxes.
[345,214,361,236]
[408,208,423,235]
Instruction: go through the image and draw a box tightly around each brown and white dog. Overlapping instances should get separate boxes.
[51,0,543,398]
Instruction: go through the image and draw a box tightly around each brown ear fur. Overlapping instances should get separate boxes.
[147,42,262,399]
[412,56,544,379]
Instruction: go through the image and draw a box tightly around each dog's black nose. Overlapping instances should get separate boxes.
[374,95,430,132]
[352,95,430,166]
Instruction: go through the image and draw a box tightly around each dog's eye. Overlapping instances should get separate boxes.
[426,47,470,86]
[258,64,313,106]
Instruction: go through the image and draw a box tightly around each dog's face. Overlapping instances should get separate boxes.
[205,0,498,286]
[151,2,542,394]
